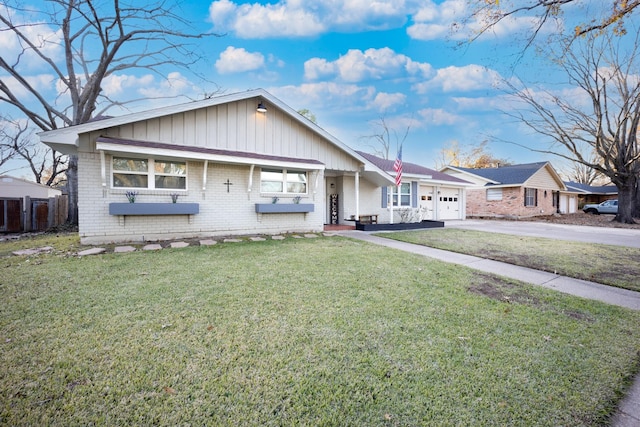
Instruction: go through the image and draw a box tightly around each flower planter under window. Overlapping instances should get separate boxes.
[254,203,314,213]
[109,203,199,215]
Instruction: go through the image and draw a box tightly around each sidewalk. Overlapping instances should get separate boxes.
[335,229,640,427]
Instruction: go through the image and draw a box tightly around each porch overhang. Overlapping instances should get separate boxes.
[95,136,325,171]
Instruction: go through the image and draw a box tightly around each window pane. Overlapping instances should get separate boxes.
[487,188,502,201]
[155,176,186,189]
[401,183,410,194]
[113,157,147,172]
[262,169,283,182]
[113,173,148,188]
[155,161,186,175]
[287,182,307,193]
[401,195,410,206]
[261,181,283,192]
[287,171,307,184]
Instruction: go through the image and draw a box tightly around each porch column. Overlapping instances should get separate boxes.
[355,171,360,218]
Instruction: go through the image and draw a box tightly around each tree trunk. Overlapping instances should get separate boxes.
[66,154,78,225]
[614,178,637,224]
[634,180,640,218]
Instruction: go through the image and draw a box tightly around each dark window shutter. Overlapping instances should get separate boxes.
[381,187,388,208]
[411,181,418,207]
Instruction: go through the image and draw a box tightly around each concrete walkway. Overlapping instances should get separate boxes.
[336,224,640,427]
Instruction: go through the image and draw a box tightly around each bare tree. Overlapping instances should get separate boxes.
[457,0,639,48]
[436,140,510,169]
[361,116,411,160]
[560,154,609,185]
[0,117,67,185]
[0,0,221,224]
[503,30,640,223]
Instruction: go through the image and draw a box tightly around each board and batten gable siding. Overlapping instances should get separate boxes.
[525,166,564,190]
[86,99,362,172]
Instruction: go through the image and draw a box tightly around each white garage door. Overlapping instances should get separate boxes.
[438,188,461,220]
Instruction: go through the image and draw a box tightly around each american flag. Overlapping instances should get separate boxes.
[393,146,403,187]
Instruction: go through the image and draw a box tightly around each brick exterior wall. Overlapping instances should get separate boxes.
[78,151,324,244]
[466,186,556,218]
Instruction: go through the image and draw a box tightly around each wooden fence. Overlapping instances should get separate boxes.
[0,195,68,233]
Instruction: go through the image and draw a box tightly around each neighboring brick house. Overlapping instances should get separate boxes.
[440,162,575,218]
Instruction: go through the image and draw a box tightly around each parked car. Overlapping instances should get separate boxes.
[583,199,618,214]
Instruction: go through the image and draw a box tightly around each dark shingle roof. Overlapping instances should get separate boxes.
[455,162,548,185]
[356,151,470,184]
[564,181,618,194]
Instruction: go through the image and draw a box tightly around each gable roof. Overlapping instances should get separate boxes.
[564,181,618,194]
[356,151,471,185]
[452,162,547,185]
[444,162,565,189]
[38,89,395,186]
[0,175,62,197]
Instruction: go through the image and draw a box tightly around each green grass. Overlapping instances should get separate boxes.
[377,228,640,292]
[1,234,640,425]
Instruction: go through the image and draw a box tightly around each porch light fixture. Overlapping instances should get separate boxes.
[256,102,267,113]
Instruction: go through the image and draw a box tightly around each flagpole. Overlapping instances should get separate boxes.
[392,145,403,225]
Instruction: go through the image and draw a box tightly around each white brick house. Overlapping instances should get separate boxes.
[38,89,396,244]
[441,162,576,218]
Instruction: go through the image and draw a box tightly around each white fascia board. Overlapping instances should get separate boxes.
[96,141,325,171]
[420,179,473,187]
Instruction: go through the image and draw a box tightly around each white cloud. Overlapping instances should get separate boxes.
[414,64,502,93]
[2,74,57,99]
[0,15,63,71]
[372,92,406,112]
[418,107,461,125]
[304,47,432,83]
[215,46,265,74]
[208,0,411,38]
[101,72,198,100]
[273,82,376,109]
[101,74,155,97]
[138,72,195,99]
[303,58,337,81]
[209,0,325,38]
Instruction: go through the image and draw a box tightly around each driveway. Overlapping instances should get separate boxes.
[444,219,640,248]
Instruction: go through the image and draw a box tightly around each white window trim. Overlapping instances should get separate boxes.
[111,156,188,191]
[260,168,308,195]
[525,187,537,207]
[389,183,411,207]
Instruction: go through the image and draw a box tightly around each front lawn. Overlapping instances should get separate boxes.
[1,235,639,425]
[377,228,640,292]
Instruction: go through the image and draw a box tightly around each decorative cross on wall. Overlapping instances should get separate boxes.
[223,179,233,192]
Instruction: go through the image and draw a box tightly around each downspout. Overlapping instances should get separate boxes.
[100,150,106,197]
[202,160,208,197]
[248,164,255,199]
[314,170,319,201]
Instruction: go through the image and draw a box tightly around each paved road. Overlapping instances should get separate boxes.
[444,219,640,248]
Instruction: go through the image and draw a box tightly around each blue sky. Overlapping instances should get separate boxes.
[1,0,621,176]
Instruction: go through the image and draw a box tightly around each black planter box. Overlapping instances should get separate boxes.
[355,220,444,231]
[109,203,199,215]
